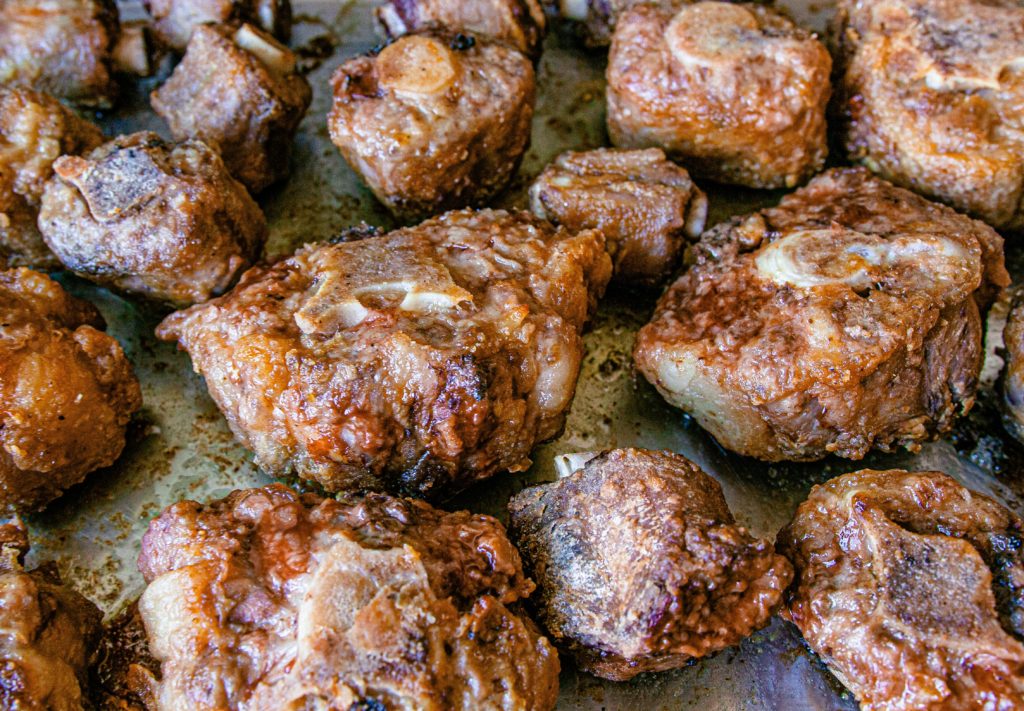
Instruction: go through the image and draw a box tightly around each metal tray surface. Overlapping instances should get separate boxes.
[23,1,1024,709]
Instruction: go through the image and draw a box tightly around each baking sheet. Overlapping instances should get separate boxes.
[23,1,1024,708]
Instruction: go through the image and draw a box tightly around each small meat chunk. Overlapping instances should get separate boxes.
[136,484,560,710]
[529,147,707,286]
[0,267,141,511]
[607,2,831,189]
[509,448,792,681]
[778,469,1024,709]
[329,33,535,221]
[834,0,1024,230]
[157,209,611,499]
[152,23,312,193]
[142,0,291,52]
[0,87,104,269]
[376,0,546,58]
[38,132,268,307]
[1002,290,1024,442]
[0,521,104,710]
[0,0,120,108]
[634,168,1009,462]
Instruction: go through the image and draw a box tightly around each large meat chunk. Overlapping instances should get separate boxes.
[157,209,611,499]
[329,33,535,221]
[834,0,1024,230]
[0,522,104,710]
[529,148,707,286]
[0,267,141,511]
[509,448,792,681]
[143,0,291,52]
[38,132,267,307]
[634,168,1009,462]
[151,23,312,194]
[0,0,120,108]
[0,87,104,269]
[607,2,831,189]
[778,469,1024,709]
[136,484,560,710]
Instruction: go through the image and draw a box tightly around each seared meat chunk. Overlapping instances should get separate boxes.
[157,209,611,499]
[143,0,291,52]
[329,33,535,221]
[38,132,267,307]
[152,23,312,193]
[0,267,141,511]
[778,469,1024,710]
[136,484,560,710]
[509,448,792,681]
[529,148,707,286]
[376,0,546,58]
[0,522,104,710]
[0,0,119,108]
[634,168,1009,462]
[1002,290,1024,442]
[607,2,831,189]
[834,0,1024,230]
[0,87,104,269]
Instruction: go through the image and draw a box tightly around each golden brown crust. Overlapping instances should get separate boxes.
[606,2,831,189]
[778,469,1024,710]
[137,484,559,711]
[834,0,1024,230]
[509,448,792,681]
[142,0,292,52]
[634,168,1009,462]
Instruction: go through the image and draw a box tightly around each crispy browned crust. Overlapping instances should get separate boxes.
[634,168,1010,462]
[136,484,560,710]
[143,0,292,52]
[151,23,312,193]
[778,469,1024,710]
[606,2,831,189]
[509,448,792,681]
[833,0,1024,230]
[0,268,142,512]
[328,33,535,222]
[38,131,267,307]
[0,0,119,108]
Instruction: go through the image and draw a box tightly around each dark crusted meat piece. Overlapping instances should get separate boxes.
[508,448,792,681]
[38,131,267,307]
[157,209,611,499]
[607,2,831,189]
[0,521,104,710]
[375,0,547,58]
[136,484,560,710]
[0,0,120,108]
[329,33,535,222]
[151,23,312,194]
[778,469,1024,709]
[833,0,1024,230]
[0,87,104,269]
[142,0,292,52]
[0,267,141,511]
[634,168,1009,462]
[1002,289,1024,442]
[529,147,707,286]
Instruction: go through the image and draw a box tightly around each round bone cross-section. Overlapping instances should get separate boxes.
[778,469,1024,709]
[634,168,1009,462]
[156,209,611,499]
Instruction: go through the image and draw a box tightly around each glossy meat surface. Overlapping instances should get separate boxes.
[137,484,560,710]
[529,147,707,285]
[634,168,1009,462]
[157,209,611,498]
[607,2,831,188]
[151,23,311,193]
[142,0,291,52]
[38,132,267,306]
[834,0,1024,230]
[778,469,1024,710]
[329,33,535,221]
[509,448,791,681]
[1003,290,1024,442]
[0,267,141,511]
